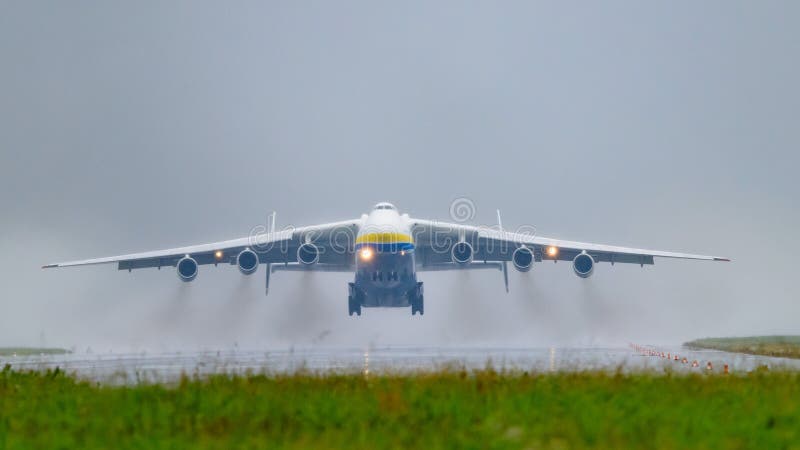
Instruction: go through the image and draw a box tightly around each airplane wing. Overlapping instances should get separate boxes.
[409,218,730,268]
[42,218,362,271]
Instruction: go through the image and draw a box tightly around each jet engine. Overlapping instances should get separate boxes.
[237,249,259,275]
[451,241,474,265]
[297,243,320,265]
[512,246,534,272]
[176,256,198,282]
[572,252,595,278]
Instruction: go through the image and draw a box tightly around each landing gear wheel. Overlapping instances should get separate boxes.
[348,295,362,316]
[410,282,424,316]
[411,296,424,315]
[348,283,362,316]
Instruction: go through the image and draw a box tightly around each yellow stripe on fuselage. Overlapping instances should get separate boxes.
[355,232,414,244]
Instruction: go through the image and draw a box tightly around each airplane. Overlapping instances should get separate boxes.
[43,202,729,316]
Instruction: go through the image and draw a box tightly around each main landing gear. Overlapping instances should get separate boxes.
[348,283,362,316]
[410,282,424,316]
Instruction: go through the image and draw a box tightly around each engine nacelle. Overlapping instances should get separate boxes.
[451,241,474,265]
[176,256,198,282]
[297,243,320,265]
[237,249,259,275]
[573,252,595,278]
[512,246,534,272]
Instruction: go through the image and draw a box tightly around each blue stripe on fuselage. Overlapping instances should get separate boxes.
[355,242,415,253]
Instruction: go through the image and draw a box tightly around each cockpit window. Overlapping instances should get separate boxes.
[374,203,396,211]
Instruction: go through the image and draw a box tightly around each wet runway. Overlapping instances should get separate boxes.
[4,346,800,384]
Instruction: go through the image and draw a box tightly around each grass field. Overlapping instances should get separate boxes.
[0,347,70,357]
[1,366,799,449]
[685,336,800,359]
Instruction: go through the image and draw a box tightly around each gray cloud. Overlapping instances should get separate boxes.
[1,1,798,352]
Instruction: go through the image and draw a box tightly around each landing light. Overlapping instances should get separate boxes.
[214,250,224,260]
[547,246,558,257]
[360,247,374,261]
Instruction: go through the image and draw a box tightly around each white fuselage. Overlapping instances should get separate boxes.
[352,204,417,307]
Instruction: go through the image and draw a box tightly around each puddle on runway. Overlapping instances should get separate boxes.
[4,346,799,384]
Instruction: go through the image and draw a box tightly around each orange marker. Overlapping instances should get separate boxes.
[724,364,729,374]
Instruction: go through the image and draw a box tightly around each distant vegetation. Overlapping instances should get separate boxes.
[1,366,799,449]
[685,336,800,359]
[0,347,70,357]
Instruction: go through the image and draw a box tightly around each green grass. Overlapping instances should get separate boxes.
[1,366,799,449]
[685,336,800,359]
[0,347,70,356]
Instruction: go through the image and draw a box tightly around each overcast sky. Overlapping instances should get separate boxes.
[1,1,798,352]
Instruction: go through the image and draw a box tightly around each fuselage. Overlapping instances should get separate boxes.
[353,203,417,307]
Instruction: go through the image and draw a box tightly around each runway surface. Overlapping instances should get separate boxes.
[4,346,800,384]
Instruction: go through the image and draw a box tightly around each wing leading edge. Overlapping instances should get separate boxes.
[409,218,729,267]
[42,219,362,271]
